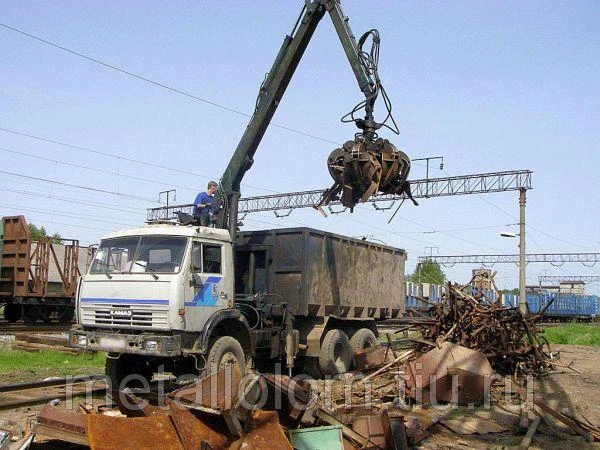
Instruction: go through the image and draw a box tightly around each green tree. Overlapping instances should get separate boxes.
[407,259,446,284]
[28,223,62,244]
[502,288,519,295]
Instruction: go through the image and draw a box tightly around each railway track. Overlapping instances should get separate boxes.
[0,321,73,333]
[0,374,106,411]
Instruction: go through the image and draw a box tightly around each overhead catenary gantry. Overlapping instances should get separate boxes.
[147,169,532,221]
[538,275,600,284]
[239,169,531,214]
[418,253,600,265]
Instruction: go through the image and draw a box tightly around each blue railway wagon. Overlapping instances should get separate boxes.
[405,282,443,311]
[505,292,600,319]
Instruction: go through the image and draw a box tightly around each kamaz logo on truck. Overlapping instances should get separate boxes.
[110,309,132,317]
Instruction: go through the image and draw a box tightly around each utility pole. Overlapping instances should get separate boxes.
[519,188,527,314]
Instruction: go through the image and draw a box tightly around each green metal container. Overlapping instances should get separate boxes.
[288,425,343,450]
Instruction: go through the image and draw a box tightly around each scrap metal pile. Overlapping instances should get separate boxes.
[410,283,555,377]
[16,286,598,449]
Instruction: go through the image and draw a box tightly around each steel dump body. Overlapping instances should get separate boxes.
[236,227,406,319]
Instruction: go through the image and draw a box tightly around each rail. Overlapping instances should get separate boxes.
[0,374,106,410]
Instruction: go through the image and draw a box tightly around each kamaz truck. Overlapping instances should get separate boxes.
[69,0,412,385]
[70,225,405,383]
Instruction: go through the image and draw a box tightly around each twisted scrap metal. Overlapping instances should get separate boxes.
[412,283,555,377]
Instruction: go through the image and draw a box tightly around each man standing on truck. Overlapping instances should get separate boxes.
[194,181,218,226]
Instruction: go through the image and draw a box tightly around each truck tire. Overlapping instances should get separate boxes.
[3,304,21,323]
[205,336,246,375]
[319,329,352,376]
[105,354,125,390]
[349,328,377,352]
[105,353,153,390]
[349,328,378,368]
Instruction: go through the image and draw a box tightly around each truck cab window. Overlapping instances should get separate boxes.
[137,236,187,273]
[90,236,139,274]
[90,236,186,274]
[203,245,222,274]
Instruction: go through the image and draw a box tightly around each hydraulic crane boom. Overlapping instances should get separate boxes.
[216,0,412,238]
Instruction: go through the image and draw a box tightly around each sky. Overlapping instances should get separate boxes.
[1,0,599,293]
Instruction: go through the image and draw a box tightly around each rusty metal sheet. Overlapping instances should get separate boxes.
[168,364,242,411]
[168,401,231,450]
[261,374,312,421]
[112,390,169,417]
[230,410,292,450]
[34,404,88,445]
[86,414,183,450]
[381,410,408,450]
[37,404,87,434]
[315,408,377,449]
[262,374,310,405]
[351,414,386,448]
[404,342,494,405]
[354,345,387,371]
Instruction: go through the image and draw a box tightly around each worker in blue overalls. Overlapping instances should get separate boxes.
[193,181,218,226]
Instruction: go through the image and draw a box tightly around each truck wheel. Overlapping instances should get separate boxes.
[3,304,22,323]
[105,354,126,390]
[349,328,378,368]
[319,329,352,376]
[349,328,377,352]
[205,336,246,375]
[105,354,153,390]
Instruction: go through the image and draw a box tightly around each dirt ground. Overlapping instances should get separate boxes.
[0,344,598,449]
[420,344,600,449]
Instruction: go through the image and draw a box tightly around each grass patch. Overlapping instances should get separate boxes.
[542,324,600,346]
[0,349,106,375]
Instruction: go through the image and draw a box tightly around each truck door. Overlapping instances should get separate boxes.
[184,241,227,330]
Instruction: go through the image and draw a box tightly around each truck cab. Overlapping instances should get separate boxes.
[70,224,252,385]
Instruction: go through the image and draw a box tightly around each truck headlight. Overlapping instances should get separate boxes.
[77,335,87,347]
[145,340,158,351]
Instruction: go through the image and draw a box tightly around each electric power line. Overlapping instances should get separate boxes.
[0,187,146,215]
[0,169,159,203]
[0,145,199,192]
[0,22,340,147]
[0,203,139,227]
[439,167,591,250]
[0,127,279,194]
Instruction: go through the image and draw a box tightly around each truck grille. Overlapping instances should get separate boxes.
[81,304,169,329]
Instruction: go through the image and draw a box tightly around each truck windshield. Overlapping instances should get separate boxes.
[90,236,188,274]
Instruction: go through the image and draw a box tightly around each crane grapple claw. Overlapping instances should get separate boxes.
[321,138,412,209]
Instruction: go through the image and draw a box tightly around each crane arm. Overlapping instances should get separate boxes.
[216,0,407,238]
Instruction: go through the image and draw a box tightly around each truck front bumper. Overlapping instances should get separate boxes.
[69,329,182,357]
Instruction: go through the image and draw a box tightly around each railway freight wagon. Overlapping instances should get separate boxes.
[0,216,92,323]
[503,292,600,321]
[405,282,443,313]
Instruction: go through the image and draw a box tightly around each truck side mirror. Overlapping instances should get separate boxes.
[191,273,204,288]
